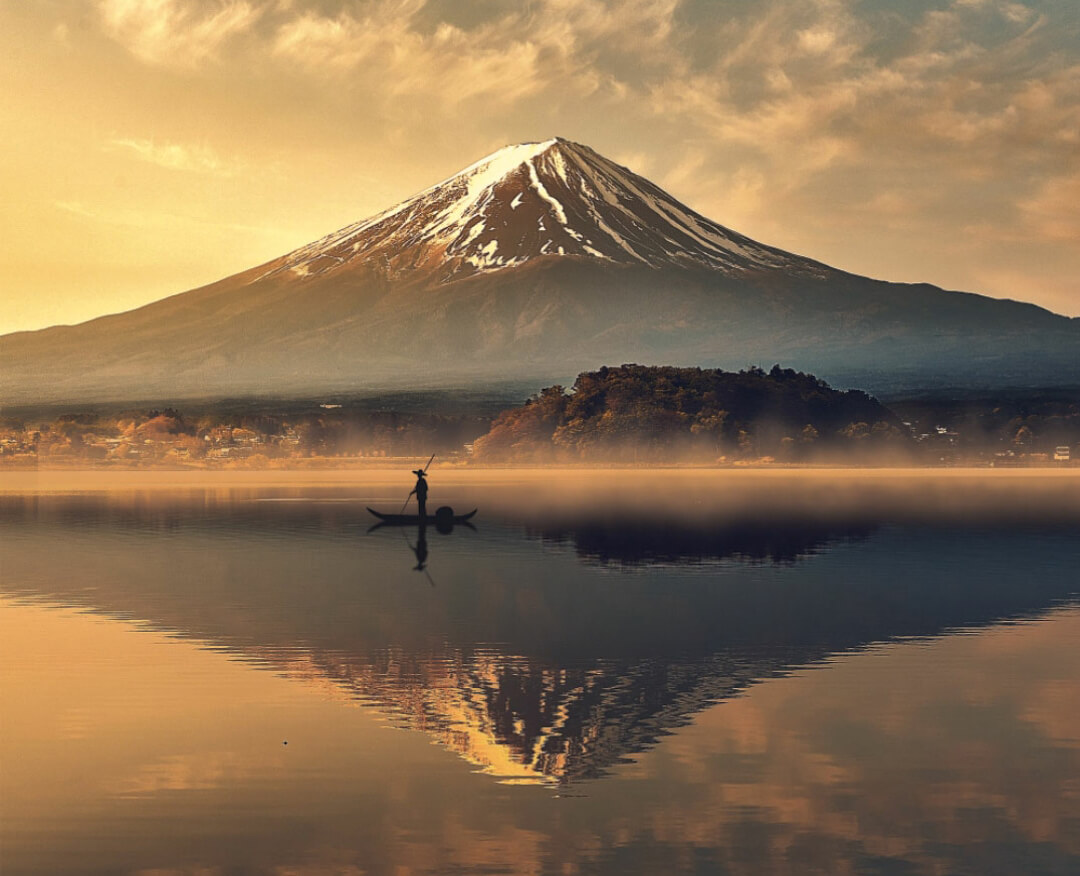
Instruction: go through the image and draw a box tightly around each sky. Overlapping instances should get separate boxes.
[1,0,1077,334]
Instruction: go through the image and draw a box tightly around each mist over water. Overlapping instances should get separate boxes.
[3,470,1080,874]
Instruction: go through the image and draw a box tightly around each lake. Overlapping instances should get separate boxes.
[3,469,1080,875]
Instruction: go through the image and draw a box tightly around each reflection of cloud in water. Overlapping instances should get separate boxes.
[609,609,1080,875]
[110,751,251,797]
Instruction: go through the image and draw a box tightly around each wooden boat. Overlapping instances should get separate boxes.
[366,507,477,526]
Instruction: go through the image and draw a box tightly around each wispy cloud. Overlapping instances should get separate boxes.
[270,5,578,111]
[98,0,261,68]
[55,198,282,237]
[54,200,99,220]
[106,138,240,176]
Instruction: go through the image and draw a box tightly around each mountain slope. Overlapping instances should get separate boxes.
[259,138,827,281]
[3,137,1078,403]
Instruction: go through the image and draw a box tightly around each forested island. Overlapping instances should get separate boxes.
[473,365,911,463]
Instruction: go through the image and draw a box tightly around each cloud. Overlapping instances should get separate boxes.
[98,0,261,68]
[796,26,838,56]
[631,2,1078,229]
[1020,173,1080,242]
[272,9,549,108]
[105,138,240,176]
[55,198,276,237]
[267,1,655,112]
[54,200,99,220]
[92,0,1075,193]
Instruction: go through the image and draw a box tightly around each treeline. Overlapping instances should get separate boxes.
[0,407,491,464]
[889,391,1080,456]
[473,364,911,463]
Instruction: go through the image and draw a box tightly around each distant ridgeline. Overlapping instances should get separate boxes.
[473,365,910,462]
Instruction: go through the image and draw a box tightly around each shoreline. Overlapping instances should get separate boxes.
[3,465,1079,494]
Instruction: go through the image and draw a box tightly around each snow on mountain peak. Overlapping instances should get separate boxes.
[263,138,824,284]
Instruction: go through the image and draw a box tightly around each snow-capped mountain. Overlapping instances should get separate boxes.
[262,137,824,284]
[2,137,1078,403]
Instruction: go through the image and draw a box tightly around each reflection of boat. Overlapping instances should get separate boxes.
[367,507,477,526]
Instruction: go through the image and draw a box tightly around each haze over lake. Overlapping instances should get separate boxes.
[3,470,1079,875]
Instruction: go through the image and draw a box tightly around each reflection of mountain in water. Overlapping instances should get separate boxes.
[526,515,877,565]
[285,646,797,784]
[3,493,1079,784]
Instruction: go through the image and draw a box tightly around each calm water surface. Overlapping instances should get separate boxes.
[2,471,1079,875]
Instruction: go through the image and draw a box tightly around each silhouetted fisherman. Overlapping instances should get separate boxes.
[410,469,429,520]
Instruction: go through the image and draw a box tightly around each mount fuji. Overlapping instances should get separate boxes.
[3,137,1078,403]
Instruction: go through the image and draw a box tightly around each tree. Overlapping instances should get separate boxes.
[472,365,908,463]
